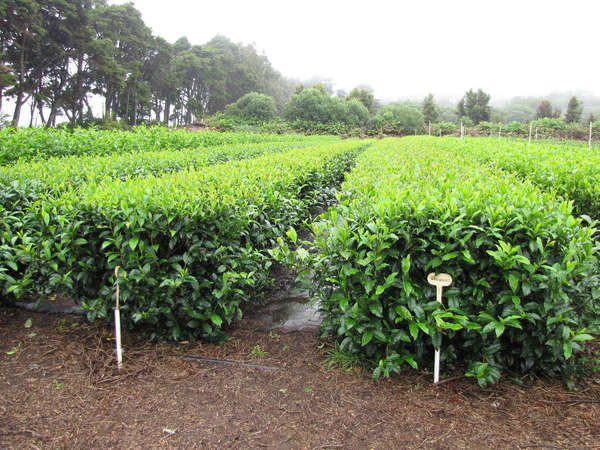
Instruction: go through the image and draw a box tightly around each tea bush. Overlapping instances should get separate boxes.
[0,140,325,299]
[0,141,321,210]
[0,126,324,165]
[14,140,369,341]
[279,137,599,386]
[438,136,600,218]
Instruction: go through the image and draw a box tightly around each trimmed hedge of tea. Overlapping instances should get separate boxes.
[0,141,318,210]
[14,140,369,341]
[433,136,600,218]
[0,141,320,300]
[0,126,333,165]
[284,137,599,386]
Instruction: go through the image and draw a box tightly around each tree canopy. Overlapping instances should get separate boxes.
[224,92,277,122]
[535,100,553,119]
[565,96,583,123]
[456,89,491,125]
[422,93,439,124]
[0,0,296,127]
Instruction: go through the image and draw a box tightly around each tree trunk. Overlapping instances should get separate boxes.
[164,98,170,126]
[76,52,84,124]
[46,103,58,128]
[37,101,46,124]
[0,41,5,114]
[104,88,112,120]
[132,86,137,126]
[29,97,36,127]
[125,87,130,125]
[11,38,27,127]
[84,97,93,118]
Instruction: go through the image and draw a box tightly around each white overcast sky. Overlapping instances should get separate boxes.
[111,0,600,102]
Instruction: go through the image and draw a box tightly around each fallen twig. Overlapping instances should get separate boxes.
[542,399,600,405]
[186,356,278,370]
[434,375,463,386]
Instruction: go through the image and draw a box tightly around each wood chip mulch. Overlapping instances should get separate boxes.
[1,307,599,449]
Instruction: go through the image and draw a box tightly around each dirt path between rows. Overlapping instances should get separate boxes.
[1,307,599,449]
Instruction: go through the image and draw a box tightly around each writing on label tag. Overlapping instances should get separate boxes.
[427,272,453,287]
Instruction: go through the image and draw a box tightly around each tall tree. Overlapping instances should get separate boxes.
[0,0,43,125]
[348,87,375,113]
[535,100,553,119]
[40,0,97,126]
[457,89,491,124]
[565,96,583,123]
[90,2,152,124]
[422,93,439,124]
[146,36,175,124]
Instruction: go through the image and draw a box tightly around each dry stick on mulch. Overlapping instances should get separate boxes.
[542,399,600,405]
[434,375,463,385]
[186,355,278,370]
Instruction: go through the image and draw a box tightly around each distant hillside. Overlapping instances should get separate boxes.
[492,91,599,123]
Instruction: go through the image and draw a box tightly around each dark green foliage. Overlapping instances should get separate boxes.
[422,94,439,124]
[283,88,370,128]
[224,92,277,123]
[441,136,600,219]
[347,87,376,114]
[0,126,306,165]
[12,141,368,341]
[535,100,553,119]
[0,130,339,299]
[368,104,424,135]
[278,137,599,386]
[504,121,526,136]
[565,96,583,123]
[1,0,297,127]
[457,89,491,125]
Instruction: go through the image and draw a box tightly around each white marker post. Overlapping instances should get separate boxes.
[429,121,432,136]
[427,272,453,384]
[590,121,593,150]
[114,266,123,370]
[528,122,532,145]
[535,127,538,140]
[498,124,502,140]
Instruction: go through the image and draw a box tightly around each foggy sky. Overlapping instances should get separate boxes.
[110,0,599,102]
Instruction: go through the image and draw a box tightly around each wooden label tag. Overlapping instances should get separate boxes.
[427,272,453,288]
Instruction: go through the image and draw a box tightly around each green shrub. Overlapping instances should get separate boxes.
[224,92,278,123]
[367,105,424,135]
[0,126,305,165]
[0,141,322,209]
[277,137,599,386]
[437,136,600,218]
[0,134,337,299]
[432,122,457,136]
[504,121,526,136]
[16,141,369,341]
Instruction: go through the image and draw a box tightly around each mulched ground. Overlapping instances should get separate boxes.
[1,307,599,449]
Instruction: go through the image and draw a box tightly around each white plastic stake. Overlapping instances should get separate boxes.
[535,127,538,140]
[590,121,593,150]
[528,122,532,145]
[114,266,123,370]
[498,124,502,140]
[427,272,453,384]
[428,121,432,136]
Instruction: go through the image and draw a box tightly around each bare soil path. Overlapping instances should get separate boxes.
[1,307,599,449]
